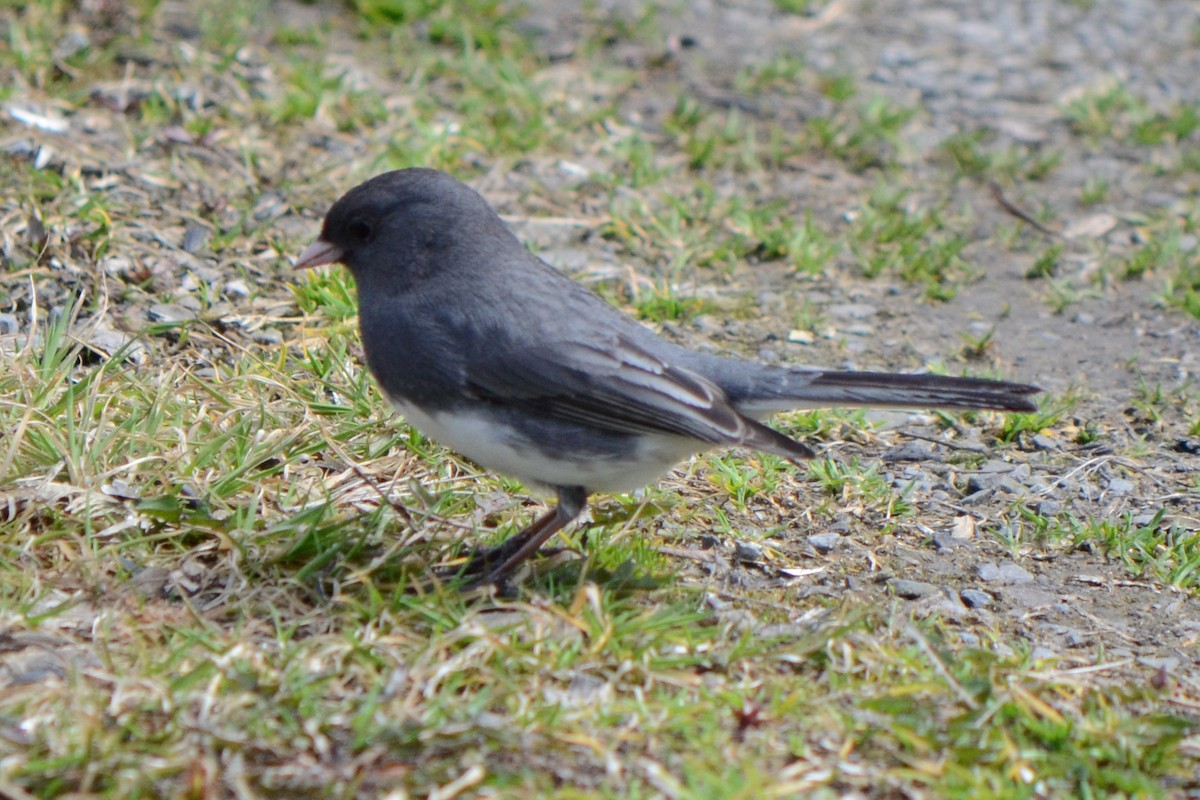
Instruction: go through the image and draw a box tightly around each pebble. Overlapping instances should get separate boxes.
[1035,499,1062,516]
[1173,439,1200,455]
[1030,646,1058,662]
[252,328,283,345]
[223,279,251,298]
[1005,585,1058,608]
[734,541,763,564]
[1031,433,1059,450]
[965,473,997,493]
[148,303,195,324]
[827,303,877,320]
[181,224,209,253]
[807,533,841,554]
[959,588,992,608]
[932,533,968,553]
[882,442,938,463]
[87,324,147,362]
[978,562,1034,584]
[1105,477,1135,495]
[1062,628,1092,648]
[890,578,940,599]
[0,313,18,335]
[1138,656,1180,671]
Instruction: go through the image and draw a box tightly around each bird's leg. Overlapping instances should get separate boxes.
[461,486,588,585]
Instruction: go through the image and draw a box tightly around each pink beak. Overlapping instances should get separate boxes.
[295,239,344,270]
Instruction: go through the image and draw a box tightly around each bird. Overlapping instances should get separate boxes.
[295,168,1039,585]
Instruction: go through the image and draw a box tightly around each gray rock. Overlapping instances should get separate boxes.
[1035,499,1062,516]
[931,534,965,553]
[1005,585,1058,608]
[959,589,992,608]
[807,533,841,554]
[1030,646,1058,662]
[977,563,1000,581]
[181,224,209,253]
[148,303,195,324]
[252,328,284,345]
[734,541,763,564]
[1063,628,1092,648]
[891,579,940,599]
[882,443,938,463]
[1105,477,1135,495]
[223,279,251,298]
[978,562,1034,584]
[828,303,877,320]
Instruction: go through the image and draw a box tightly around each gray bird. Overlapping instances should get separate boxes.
[296,169,1038,584]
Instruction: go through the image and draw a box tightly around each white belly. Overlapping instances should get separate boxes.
[390,399,699,493]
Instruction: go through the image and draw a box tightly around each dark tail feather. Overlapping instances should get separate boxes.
[788,371,1041,412]
[677,351,1040,415]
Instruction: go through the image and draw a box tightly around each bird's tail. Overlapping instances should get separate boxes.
[689,353,1040,416]
[761,370,1041,413]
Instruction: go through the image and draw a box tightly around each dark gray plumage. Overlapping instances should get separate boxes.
[297,168,1039,584]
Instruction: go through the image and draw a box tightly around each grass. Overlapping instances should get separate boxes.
[1,0,1198,796]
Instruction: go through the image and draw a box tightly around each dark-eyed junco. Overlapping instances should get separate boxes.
[296,168,1038,584]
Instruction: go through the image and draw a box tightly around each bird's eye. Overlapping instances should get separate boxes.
[347,220,373,241]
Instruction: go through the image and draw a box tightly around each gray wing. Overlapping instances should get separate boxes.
[462,329,812,460]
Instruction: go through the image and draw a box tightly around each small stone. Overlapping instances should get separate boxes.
[1030,646,1058,662]
[223,279,251,298]
[181,224,210,253]
[960,589,992,608]
[1031,433,1059,451]
[828,303,877,320]
[252,328,283,345]
[1005,585,1057,608]
[734,541,763,564]
[1035,499,1062,516]
[979,562,1033,584]
[1063,628,1092,648]
[1105,477,1135,495]
[966,473,1002,493]
[148,303,194,324]
[891,579,940,599]
[787,329,815,344]
[882,443,937,463]
[932,533,966,553]
[807,533,840,554]
[0,313,18,336]
[977,563,1000,581]
[1173,439,1200,455]
[129,566,171,599]
[949,515,975,540]
[1138,656,1180,671]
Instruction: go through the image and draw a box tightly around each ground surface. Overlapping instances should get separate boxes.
[1,0,1199,797]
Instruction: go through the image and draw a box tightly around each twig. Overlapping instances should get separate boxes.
[989,181,1060,238]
